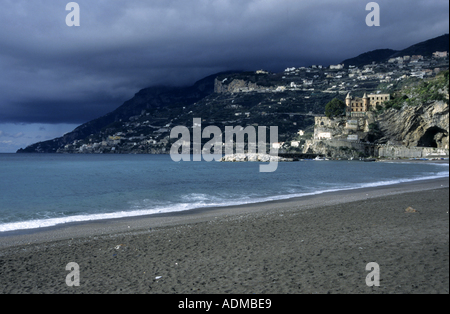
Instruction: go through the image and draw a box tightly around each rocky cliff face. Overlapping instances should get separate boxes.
[377,100,449,149]
[303,140,371,159]
[214,78,267,93]
[376,70,449,150]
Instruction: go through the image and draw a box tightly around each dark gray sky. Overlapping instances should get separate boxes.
[0,0,449,152]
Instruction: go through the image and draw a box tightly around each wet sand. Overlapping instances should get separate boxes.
[0,177,448,294]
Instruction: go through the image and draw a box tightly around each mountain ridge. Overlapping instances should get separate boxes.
[17,73,220,153]
[341,34,449,67]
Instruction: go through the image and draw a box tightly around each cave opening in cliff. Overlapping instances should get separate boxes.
[418,127,447,148]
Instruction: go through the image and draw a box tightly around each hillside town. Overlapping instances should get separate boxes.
[215,51,448,95]
[53,50,447,156]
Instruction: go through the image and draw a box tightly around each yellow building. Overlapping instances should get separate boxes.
[368,93,390,109]
[346,93,390,117]
[346,93,369,117]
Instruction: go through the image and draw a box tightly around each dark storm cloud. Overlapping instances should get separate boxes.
[0,0,448,125]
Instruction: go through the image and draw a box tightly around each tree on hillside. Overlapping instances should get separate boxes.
[325,98,346,118]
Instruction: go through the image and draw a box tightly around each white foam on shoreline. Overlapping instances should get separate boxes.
[0,172,448,233]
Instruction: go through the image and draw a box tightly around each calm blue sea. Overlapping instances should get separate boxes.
[0,154,448,233]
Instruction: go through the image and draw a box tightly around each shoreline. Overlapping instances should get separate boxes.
[0,175,448,249]
[0,176,448,293]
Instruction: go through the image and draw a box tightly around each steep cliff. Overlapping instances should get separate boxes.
[377,100,448,149]
[214,78,263,93]
[214,71,278,93]
[376,71,449,149]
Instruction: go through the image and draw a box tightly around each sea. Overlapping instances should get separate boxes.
[0,153,448,233]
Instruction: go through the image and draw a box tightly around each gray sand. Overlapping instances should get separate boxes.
[0,177,448,294]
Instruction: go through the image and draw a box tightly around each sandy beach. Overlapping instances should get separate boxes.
[0,176,448,294]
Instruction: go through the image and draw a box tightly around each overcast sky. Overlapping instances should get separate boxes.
[0,0,448,152]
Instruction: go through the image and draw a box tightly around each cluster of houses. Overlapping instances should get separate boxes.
[278,50,448,92]
[216,51,448,95]
[223,51,447,96]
